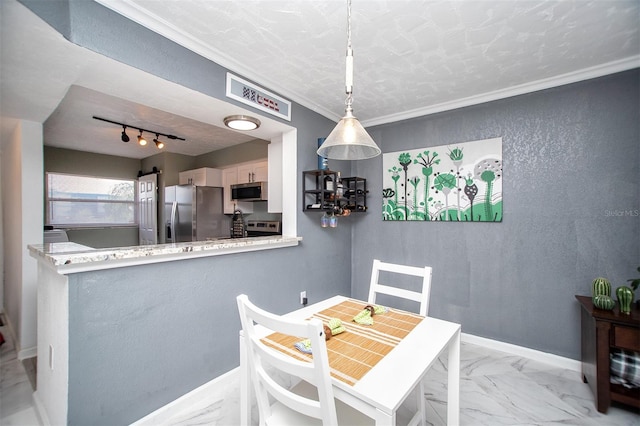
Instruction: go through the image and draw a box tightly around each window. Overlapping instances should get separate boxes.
[46,173,136,226]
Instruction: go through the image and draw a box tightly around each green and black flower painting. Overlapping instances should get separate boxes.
[382,137,502,222]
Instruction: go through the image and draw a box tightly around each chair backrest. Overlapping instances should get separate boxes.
[367,259,432,316]
[236,294,338,425]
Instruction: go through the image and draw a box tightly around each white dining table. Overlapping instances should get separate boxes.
[239,295,461,425]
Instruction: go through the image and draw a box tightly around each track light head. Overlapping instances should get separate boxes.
[137,130,147,146]
[153,134,164,149]
[121,126,130,142]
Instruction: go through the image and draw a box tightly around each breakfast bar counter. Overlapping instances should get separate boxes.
[28,236,302,425]
[29,235,301,274]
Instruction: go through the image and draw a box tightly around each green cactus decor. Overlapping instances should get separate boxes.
[615,286,634,315]
[593,294,615,311]
[591,277,611,301]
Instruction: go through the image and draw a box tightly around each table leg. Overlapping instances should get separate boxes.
[447,328,461,426]
[373,407,395,426]
[240,333,250,426]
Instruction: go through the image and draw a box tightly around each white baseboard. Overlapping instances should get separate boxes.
[461,332,582,373]
[131,367,240,425]
[18,345,37,360]
[1,311,37,360]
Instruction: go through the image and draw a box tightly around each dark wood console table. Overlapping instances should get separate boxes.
[576,295,640,413]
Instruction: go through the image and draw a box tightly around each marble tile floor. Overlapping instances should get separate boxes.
[2,325,639,425]
[0,316,40,426]
[158,341,640,426]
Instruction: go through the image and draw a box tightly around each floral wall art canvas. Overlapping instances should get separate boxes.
[383,137,502,222]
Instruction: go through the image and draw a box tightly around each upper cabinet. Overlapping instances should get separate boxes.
[179,167,222,186]
[221,159,267,214]
[237,160,268,184]
[222,167,250,214]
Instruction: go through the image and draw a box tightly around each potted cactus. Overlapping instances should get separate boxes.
[592,277,615,310]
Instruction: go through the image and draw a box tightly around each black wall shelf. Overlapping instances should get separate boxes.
[302,170,367,213]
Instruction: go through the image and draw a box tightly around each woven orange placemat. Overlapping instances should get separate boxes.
[261,299,424,385]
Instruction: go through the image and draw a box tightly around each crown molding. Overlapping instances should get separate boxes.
[362,56,640,128]
[95,1,638,128]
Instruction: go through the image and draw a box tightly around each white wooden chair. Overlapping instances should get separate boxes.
[236,294,372,426]
[367,259,433,426]
[368,259,432,316]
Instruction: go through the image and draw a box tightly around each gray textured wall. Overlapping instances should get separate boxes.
[66,248,354,425]
[23,1,352,423]
[23,0,639,422]
[351,69,640,360]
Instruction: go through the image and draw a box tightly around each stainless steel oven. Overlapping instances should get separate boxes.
[245,220,281,237]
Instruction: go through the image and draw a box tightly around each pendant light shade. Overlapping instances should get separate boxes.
[317,109,380,160]
[317,0,380,160]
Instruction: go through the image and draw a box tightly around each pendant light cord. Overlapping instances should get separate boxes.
[345,0,354,111]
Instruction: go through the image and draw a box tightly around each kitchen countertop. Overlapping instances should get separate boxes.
[28,236,302,274]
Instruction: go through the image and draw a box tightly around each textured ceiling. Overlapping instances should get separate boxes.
[1,0,639,160]
[104,0,640,125]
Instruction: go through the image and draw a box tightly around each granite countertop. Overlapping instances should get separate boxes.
[28,236,302,274]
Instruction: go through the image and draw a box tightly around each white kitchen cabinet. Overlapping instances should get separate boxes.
[179,167,222,186]
[237,160,268,184]
[222,159,268,213]
[222,167,253,214]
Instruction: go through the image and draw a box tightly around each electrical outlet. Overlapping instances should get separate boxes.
[300,291,307,305]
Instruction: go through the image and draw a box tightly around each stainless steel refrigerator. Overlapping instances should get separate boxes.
[165,185,230,243]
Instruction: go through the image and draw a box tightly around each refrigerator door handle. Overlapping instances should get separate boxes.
[170,201,178,241]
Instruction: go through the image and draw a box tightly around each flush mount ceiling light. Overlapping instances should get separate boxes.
[223,115,261,131]
[93,116,185,149]
[317,0,381,160]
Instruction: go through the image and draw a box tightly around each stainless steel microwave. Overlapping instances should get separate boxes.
[231,181,268,201]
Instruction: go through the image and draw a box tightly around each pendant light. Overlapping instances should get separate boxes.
[317,0,381,160]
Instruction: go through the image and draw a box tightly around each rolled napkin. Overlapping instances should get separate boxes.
[373,305,388,314]
[353,309,374,325]
[328,318,346,336]
[294,339,312,354]
[353,304,388,325]
[294,318,346,354]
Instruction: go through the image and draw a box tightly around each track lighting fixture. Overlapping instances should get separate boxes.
[223,115,261,131]
[137,130,147,146]
[93,116,185,150]
[121,125,130,142]
[153,134,164,149]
